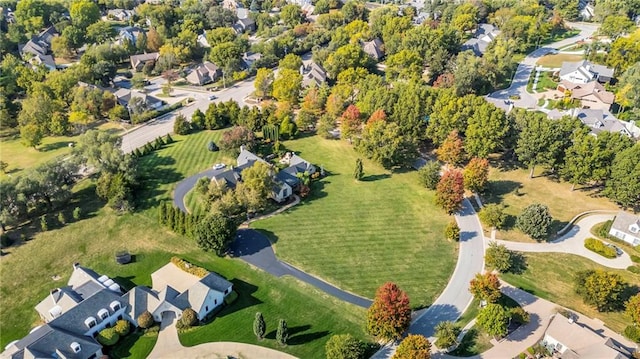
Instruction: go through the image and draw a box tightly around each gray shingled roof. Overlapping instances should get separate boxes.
[123,286,160,320]
[7,325,102,359]
[48,289,125,335]
[611,211,640,238]
[200,272,233,293]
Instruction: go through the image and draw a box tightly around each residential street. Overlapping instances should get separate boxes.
[120,78,256,153]
[486,22,600,111]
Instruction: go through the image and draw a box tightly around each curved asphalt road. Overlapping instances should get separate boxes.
[172,173,373,308]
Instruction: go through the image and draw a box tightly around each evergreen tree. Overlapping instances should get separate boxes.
[253,312,266,340]
[165,133,174,143]
[276,319,288,346]
[354,158,364,180]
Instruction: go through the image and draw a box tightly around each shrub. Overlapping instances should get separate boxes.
[631,255,640,264]
[224,290,238,305]
[96,327,120,346]
[165,133,174,144]
[325,334,364,359]
[417,161,441,190]
[485,242,513,272]
[57,212,66,225]
[170,257,209,278]
[137,311,155,329]
[40,216,48,231]
[445,221,460,242]
[584,238,617,259]
[114,320,130,336]
[510,307,530,325]
[594,220,613,238]
[181,308,198,327]
[479,204,506,229]
[173,114,191,135]
[73,207,82,220]
[623,325,640,343]
[628,266,640,274]
[434,321,460,349]
[516,204,552,241]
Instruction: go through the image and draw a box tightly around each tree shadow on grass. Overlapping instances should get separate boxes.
[450,327,480,356]
[113,275,137,291]
[135,153,181,210]
[484,180,522,205]
[265,324,311,340]
[216,278,262,318]
[39,141,72,152]
[288,329,330,346]
[361,173,391,182]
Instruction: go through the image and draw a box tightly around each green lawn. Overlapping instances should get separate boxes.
[450,326,493,357]
[0,131,370,357]
[534,71,558,91]
[251,136,456,308]
[501,252,639,332]
[484,166,619,242]
[109,331,158,359]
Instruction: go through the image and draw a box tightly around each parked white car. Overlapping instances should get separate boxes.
[212,163,226,170]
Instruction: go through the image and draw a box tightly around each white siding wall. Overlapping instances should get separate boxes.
[84,305,128,337]
[197,291,225,320]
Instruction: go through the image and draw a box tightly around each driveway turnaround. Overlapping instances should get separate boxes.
[491,214,632,269]
[173,168,222,213]
[231,229,373,308]
[148,312,181,359]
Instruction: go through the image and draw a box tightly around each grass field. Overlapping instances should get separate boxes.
[501,252,639,332]
[484,166,619,242]
[251,136,456,308]
[0,131,370,357]
[536,53,583,68]
[0,123,125,178]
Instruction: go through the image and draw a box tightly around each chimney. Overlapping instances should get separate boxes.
[50,288,60,302]
[240,145,245,152]
[73,262,80,270]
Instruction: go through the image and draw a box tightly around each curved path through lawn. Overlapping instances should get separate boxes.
[491,214,632,269]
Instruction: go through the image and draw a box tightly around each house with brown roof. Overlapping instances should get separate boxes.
[557,80,615,110]
[300,62,327,87]
[362,38,384,61]
[19,26,58,71]
[186,61,220,85]
[542,313,632,358]
[130,52,159,72]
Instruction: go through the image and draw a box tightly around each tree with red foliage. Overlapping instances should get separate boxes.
[433,73,454,89]
[435,169,465,214]
[340,104,362,141]
[366,282,411,340]
[469,272,501,303]
[367,109,387,127]
[463,157,490,193]
[436,130,465,166]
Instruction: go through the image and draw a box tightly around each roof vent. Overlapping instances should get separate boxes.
[70,342,81,353]
[97,275,109,283]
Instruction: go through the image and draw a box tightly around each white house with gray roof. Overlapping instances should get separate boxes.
[461,23,500,56]
[559,60,614,84]
[609,211,640,246]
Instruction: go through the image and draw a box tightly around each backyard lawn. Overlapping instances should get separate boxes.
[484,166,619,242]
[501,252,640,333]
[536,53,583,68]
[0,131,370,357]
[251,136,456,308]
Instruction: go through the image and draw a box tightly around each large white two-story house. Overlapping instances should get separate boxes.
[609,211,640,246]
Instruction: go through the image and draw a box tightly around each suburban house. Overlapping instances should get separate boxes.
[557,80,615,110]
[300,62,327,87]
[362,38,384,61]
[558,60,614,84]
[2,261,233,358]
[117,26,145,46]
[570,108,634,138]
[210,148,315,203]
[542,313,632,359]
[19,26,58,71]
[232,17,256,34]
[126,261,233,322]
[579,0,595,20]
[197,31,210,48]
[460,23,500,56]
[107,9,135,22]
[130,52,159,71]
[186,61,220,85]
[2,264,127,359]
[113,88,163,113]
[242,52,262,69]
[609,211,640,246]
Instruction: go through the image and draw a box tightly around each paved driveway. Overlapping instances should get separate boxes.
[147,312,181,359]
[492,214,632,269]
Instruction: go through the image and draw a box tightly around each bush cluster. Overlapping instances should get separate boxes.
[114,320,130,336]
[133,134,173,158]
[170,257,209,278]
[131,101,184,124]
[584,238,617,259]
[623,325,640,343]
[96,327,120,346]
[137,311,155,329]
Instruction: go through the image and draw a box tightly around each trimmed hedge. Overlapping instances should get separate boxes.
[631,255,640,264]
[224,290,239,305]
[170,257,208,278]
[114,319,130,336]
[97,327,120,346]
[584,238,617,259]
[132,101,184,124]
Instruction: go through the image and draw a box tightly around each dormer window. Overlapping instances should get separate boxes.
[630,223,640,234]
[595,120,604,128]
[98,308,109,321]
[110,301,121,312]
[84,317,97,328]
[70,342,81,353]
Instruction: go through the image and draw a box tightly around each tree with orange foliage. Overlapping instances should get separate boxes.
[436,130,465,166]
[469,272,501,303]
[463,157,490,193]
[435,169,464,214]
[339,104,362,141]
[366,282,411,340]
[366,109,386,127]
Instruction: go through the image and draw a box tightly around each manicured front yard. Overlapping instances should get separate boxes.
[0,131,370,357]
[251,136,456,308]
[536,53,583,68]
[484,166,619,242]
[501,252,640,332]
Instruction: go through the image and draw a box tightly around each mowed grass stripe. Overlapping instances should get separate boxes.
[252,136,456,307]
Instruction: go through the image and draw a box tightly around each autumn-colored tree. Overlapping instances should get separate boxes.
[477,303,511,338]
[436,130,465,166]
[463,157,490,193]
[469,272,501,303]
[435,169,464,214]
[625,294,640,325]
[433,73,454,89]
[366,282,411,341]
[339,104,361,141]
[392,334,431,359]
[325,93,345,118]
[367,109,386,127]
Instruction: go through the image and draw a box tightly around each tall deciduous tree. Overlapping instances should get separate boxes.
[417,161,441,190]
[436,130,465,167]
[625,294,640,325]
[469,272,501,303]
[356,119,416,169]
[515,111,556,178]
[70,0,101,29]
[254,68,274,99]
[463,157,489,193]
[484,242,513,272]
[616,62,640,109]
[193,214,236,255]
[339,104,362,141]
[516,203,552,241]
[273,69,302,105]
[575,270,628,312]
[476,304,511,338]
[325,334,364,359]
[392,335,431,359]
[605,144,640,210]
[366,282,411,340]
[435,169,464,215]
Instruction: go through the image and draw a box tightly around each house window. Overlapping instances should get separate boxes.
[205,306,208,311]
[88,354,97,359]
[84,317,97,329]
[224,288,229,295]
[98,308,109,321]
[214,299,217,305]
[110,301,121,312]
